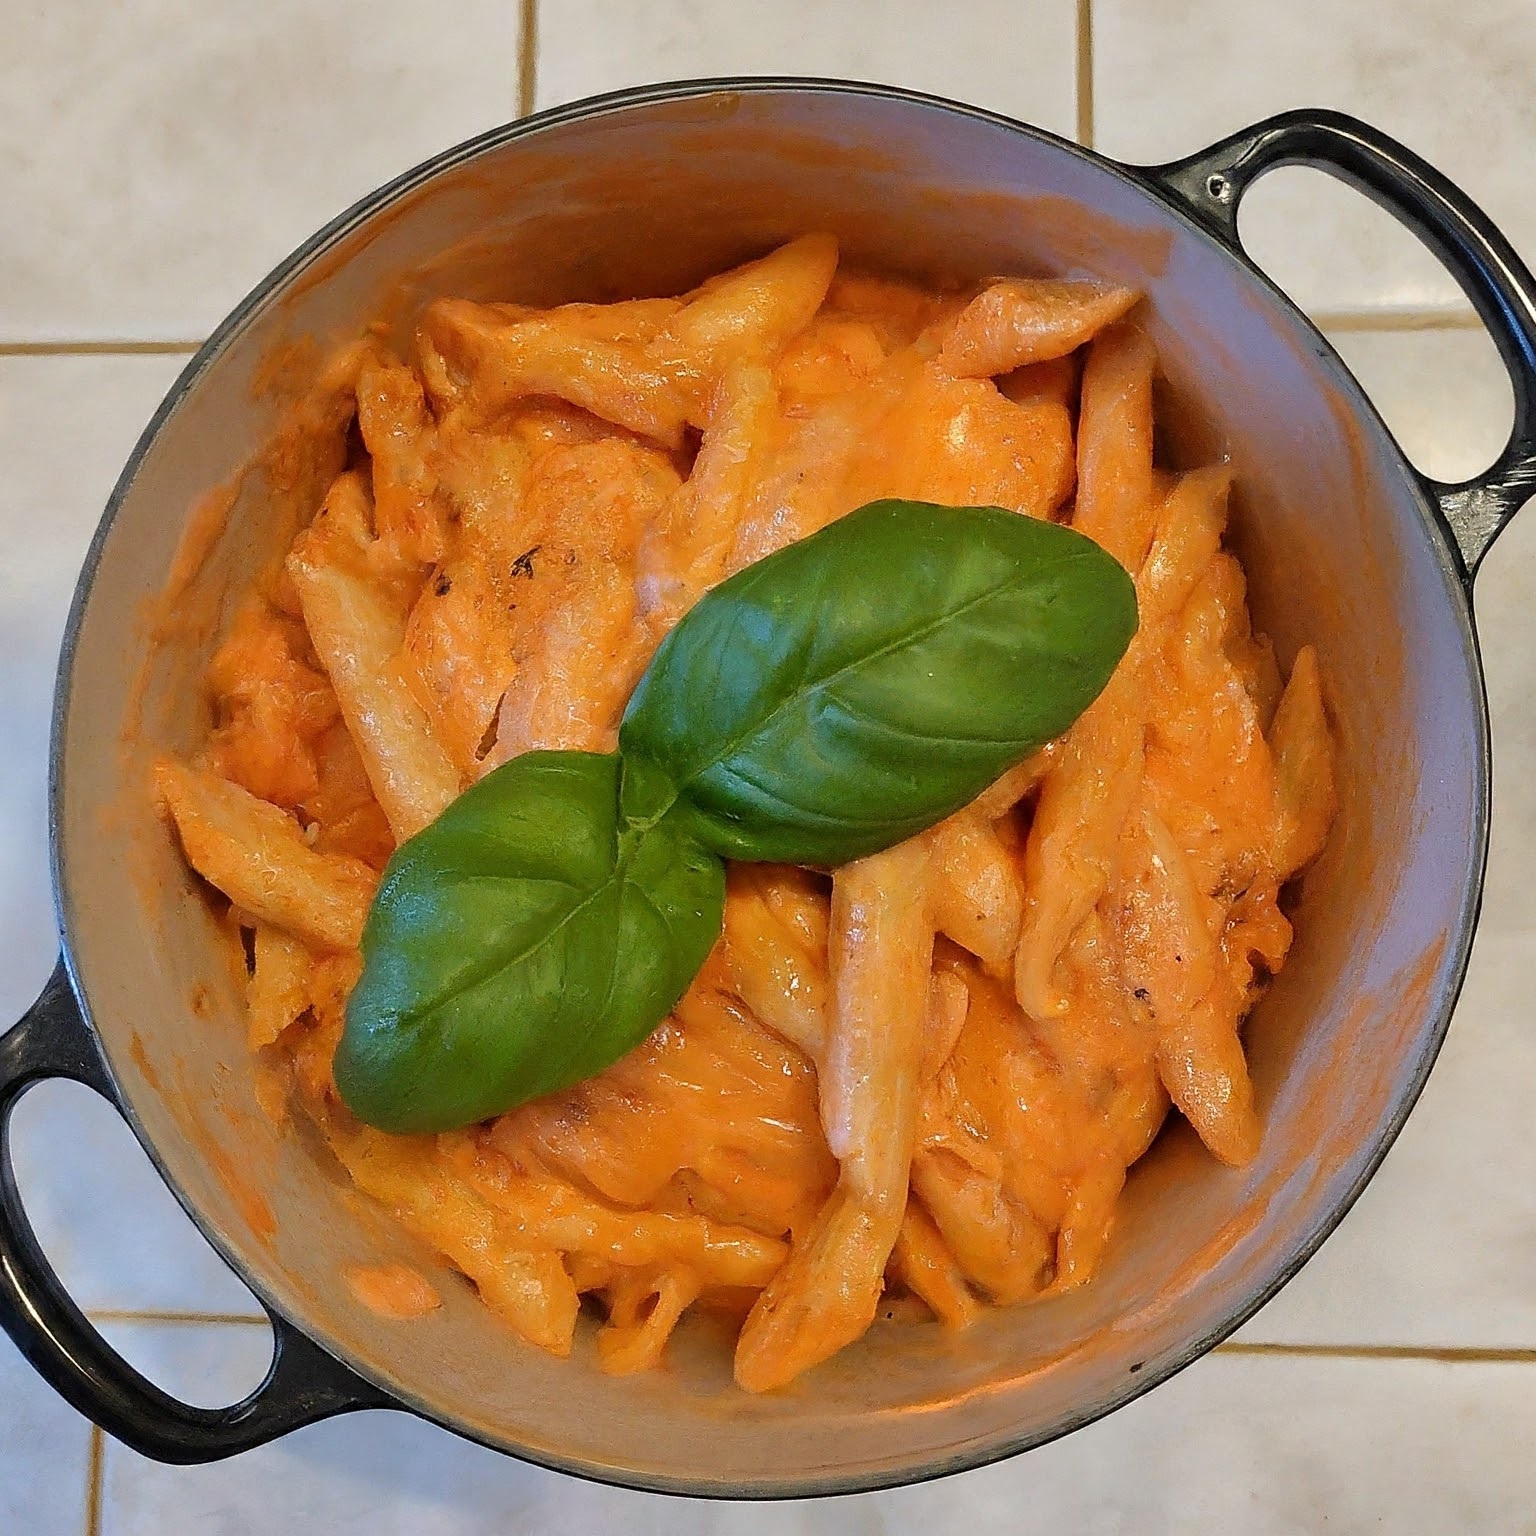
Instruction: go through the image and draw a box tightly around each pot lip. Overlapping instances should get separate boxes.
[44,75,1492,1498]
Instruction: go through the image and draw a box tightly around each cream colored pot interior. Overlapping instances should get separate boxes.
[55,85,1484,1493]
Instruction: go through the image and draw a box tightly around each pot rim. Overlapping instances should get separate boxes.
[44,76,1492,1497]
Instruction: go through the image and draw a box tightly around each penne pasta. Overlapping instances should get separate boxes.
[401,551,522,777]
[998,352,1081,413]
[246,923,313,1050]
[163,237,1336,1389]
[938,278,1139,379]
[1115,799,1221,1035]
[478,438,678,767]
[653,232,839,401]
[155,759,374,951]
[921,970,969,1082]
[1138,466,1233,626]
[355,359,446,567]
[823,269,964,352]
[1154,981,1262,1168]
[1015,660,1146,1019]
[422,297,692,449]
[910,1144,1055,1304]
[969,748,1057,820]
[206,598,338,810]
[721,867,831,1063]
[774,314,888,407]
[735,839,934,1391]
[1073,323,1159,570]
[1270,645,1337,878]
[853,362,1076,519]
[596,1268,702,1376]
[890,1200,980,1329]
[491,558,648,757]
[635,360,782,631]
[288,472,462,840]
[1054,1150,1127,1289]
[927,809,1025,974]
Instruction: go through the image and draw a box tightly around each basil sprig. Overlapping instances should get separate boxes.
[337,500,1136,1132]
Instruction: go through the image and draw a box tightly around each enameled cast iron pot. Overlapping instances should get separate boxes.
[4,81,1535,1498]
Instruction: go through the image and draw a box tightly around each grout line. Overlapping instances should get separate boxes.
[87,1309,269,1327]
[82,1309,1536,1358]
[518,0,539,118]
[84,1427,103,1536]
[1309,307,1484,334]
[0,313,1481,359]
[1074,0,1094,148]
[1216,1341,1536,1364]
[0,339,204,357]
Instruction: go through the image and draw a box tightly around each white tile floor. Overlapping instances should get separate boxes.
[0,1,521,341]
[86,1326,1536,1535]
[534,0,1080,135]
[4,3,1536,1531]
[1093,0,1536,319]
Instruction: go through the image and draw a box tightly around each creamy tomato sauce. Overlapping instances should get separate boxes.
[157,237,1336,1390]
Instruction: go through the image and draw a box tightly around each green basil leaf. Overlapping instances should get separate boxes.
[620,499,1137,865]
[335,750,724,1133]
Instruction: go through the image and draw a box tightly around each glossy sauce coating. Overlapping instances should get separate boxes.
[157,238,1336,1389]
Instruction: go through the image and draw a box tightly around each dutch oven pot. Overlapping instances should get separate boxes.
[2,82,1534,1498]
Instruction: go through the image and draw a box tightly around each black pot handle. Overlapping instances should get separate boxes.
[0,959,394,1463]
[1142,107,1536,578]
